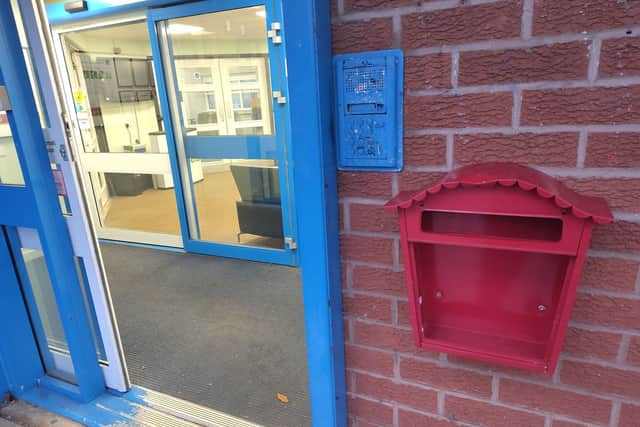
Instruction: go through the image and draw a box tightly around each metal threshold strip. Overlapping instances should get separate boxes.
[18,384,263,427]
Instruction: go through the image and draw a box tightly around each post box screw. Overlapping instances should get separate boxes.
[435,291,443,299]
[538,304,547,312]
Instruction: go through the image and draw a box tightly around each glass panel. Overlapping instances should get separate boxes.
[17,230,107,383]
[20,246,75,382]
[61,21,182,243]
[191,159,284,249]
[168,6,274,136]
[94,172,181,236]
[0,112,25,185]
[61,22,164,154]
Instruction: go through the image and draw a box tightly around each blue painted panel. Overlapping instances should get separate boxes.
[47,0,175,25]
[184,135,278,160]
[334,49,404,171]
[282,0,347,425]
[0,187,38,227]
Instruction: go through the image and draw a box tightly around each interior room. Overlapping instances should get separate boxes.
[55,10,309,427]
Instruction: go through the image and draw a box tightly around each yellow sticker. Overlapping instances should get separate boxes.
[276,393,289,403]
[73,91,84,103]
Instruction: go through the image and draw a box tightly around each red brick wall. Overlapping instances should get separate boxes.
[332,1,640,426]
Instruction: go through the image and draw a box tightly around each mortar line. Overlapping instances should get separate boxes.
[521,0,533,40]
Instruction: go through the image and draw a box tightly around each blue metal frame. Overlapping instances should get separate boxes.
[282,0,347,424]
[0,2,104,402]
[20,1,347,426]
[147,0,297,265]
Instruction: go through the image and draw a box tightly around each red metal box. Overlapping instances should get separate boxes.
[385,163,612,373]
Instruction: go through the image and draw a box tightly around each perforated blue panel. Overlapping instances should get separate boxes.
[334,49,403,171]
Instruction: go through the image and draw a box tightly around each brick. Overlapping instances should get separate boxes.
[345,0,425,12]
[446,394,545,427]
[572,293,640,329]
[445,354,554,383]
[563,178,640,212]
[339,171,392,199]
[343,293,393,323]
[499,378,613,424]
[533,0,640,36]
[454,133,579,167]
[562,327,622,361]
[350,203,399,233]
[581,256,640,291]
[344,319,351,343]
[552,421,588,427]
[585,132,640,168]
[353,320,417,353]
[521,86,640,126]
[352,265,406,296]
[629,336,640,366]
[348,395,393,426]
[355,372,438,412]
[600,36,640,77]
[459,42,589,86]
[404,135,448,167]
[341,235,394,264]
[397,171,445,193]
[402,1,522,49]
[345,344,394,376]
[398,410,459,427]
[332,18,393,55]
[396,300,411,326]
[561,359,640,399]
[620,403,640,427]
[405,54,452,91]
[590,220,640,252]
[400,357,493,398]
[406,92,513,129]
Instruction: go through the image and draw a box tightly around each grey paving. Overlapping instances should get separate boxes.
[100,243,311,427]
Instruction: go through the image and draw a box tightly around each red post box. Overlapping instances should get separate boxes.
[385,163,612,373]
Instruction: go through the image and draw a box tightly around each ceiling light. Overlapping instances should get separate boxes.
[167,24,204,35]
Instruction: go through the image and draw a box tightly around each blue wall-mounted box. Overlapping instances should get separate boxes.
[334,49,403,172]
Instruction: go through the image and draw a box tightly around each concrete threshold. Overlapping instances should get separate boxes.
[1,399,83,427]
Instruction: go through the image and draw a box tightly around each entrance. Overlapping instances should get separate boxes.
[0,0,345,426]
[54,1,297,265]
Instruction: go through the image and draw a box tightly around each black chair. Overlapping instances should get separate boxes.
[230,164,283,241]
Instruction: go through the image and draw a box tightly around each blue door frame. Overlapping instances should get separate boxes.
[146,0,298,266]
[2,0,346,426]
[0,1,105,403]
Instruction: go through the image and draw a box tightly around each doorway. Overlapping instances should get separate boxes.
[50,2,310,426]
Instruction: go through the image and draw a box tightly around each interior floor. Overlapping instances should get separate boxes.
[101,243,310,427]
[102,170,283,249]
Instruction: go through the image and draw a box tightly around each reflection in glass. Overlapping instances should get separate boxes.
[168,6,274,137]
[191,159,284,248]
[0,112,25,186]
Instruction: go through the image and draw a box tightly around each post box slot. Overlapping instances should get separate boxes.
[421,211,563,242]
[414,243,569,362]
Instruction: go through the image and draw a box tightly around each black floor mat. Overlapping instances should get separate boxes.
[100,243,311,427]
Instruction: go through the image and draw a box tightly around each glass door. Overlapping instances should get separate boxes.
[150,0,296,265]
[54,20,183,248]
